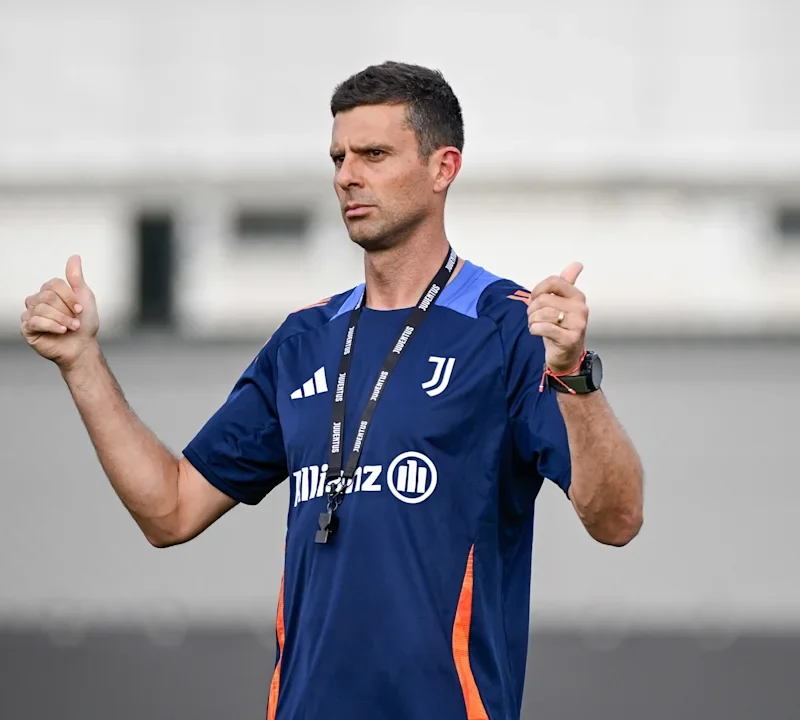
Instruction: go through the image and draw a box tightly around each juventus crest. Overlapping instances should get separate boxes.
[421,356,456,397]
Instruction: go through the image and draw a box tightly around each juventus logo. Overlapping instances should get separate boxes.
[421,356,456,397]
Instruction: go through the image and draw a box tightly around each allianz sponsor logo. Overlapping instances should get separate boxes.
[292,451,438,507]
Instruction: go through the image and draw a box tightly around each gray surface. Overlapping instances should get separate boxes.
[1,337,799,629]
[0,627,798,720]
[1,337,799,719]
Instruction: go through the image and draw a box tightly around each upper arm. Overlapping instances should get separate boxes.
[507,332,572,497]
[165,456,239,545]
[180,335,288,516]
[484,285,573,496]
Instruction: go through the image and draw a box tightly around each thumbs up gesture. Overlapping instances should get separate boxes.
[527,262,589,375]
[20,255,101,370]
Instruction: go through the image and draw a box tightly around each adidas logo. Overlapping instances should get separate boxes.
[290,367,328,400]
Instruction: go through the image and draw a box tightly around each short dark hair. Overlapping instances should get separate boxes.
[330,61,464,159]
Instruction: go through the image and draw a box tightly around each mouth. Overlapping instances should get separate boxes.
[344,204,374,218]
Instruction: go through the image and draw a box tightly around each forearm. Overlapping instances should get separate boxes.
[558,390,643,546]
[61,343,182,542]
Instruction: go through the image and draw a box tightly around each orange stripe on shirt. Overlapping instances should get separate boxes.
[452,545,489,720]
[267,569,286,720]
[294,297,331,312]
[508,289,531,303]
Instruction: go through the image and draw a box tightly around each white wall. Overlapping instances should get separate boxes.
[0,196,135,334]
[2,182,799,338]
[1,0,799,181]
[2,0,800,337]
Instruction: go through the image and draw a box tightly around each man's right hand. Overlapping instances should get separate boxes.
[20,255,101,371]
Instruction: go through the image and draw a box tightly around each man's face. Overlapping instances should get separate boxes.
[330,104,435,251]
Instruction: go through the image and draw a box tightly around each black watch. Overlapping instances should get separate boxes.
[546,350,603,394]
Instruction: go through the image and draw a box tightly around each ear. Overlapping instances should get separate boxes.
[431,147,462,194]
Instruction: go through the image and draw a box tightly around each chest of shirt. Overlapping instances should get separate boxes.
[274,309,506,506]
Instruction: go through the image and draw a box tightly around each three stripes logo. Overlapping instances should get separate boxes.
[290,367,328,400]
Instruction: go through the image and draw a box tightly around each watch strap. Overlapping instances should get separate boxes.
[547,372,593,394]
[540,350,600,395]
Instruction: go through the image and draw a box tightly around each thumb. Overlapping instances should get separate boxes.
[66,255,87,290]
[560,261,584,285]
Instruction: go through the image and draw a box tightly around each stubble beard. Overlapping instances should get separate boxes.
[346,208,427,254]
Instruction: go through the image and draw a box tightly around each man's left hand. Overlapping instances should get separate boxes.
[527,262,588,375]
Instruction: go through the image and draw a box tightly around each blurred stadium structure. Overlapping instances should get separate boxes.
[1,0,799,718]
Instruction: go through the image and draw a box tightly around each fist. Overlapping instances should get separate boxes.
[20,255,100,370]
[527,262,589,375]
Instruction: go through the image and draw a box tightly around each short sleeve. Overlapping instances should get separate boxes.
[504,308,573,497]
[182,335,287,505]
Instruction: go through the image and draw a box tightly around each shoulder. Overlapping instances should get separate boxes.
[448,260,531,330]
[439,259,535,342]
[459,262,545,365]
[440,259,539,368]
[263,286,361,351]
[475,276,531,326]
[438,260,528,323]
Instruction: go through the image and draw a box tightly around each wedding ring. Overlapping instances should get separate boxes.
[556,310,565,325]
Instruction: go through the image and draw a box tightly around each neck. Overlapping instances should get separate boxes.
[363,234,461,310]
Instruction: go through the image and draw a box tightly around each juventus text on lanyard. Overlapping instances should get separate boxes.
[315,246,458,544]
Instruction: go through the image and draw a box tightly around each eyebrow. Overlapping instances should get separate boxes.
[329,143,395,158]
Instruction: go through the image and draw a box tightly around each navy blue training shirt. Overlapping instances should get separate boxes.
[183,259,572,720]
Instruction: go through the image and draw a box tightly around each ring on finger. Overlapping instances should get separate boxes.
[556,310,565,325]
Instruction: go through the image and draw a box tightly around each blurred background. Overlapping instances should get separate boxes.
[1,0,799,718]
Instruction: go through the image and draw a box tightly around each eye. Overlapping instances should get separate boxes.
[331,155,344,167]
[367,149,384,159]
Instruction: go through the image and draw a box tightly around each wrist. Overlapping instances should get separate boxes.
[541,350,603,395]
[60,341,103,383]
[546,350,586,378]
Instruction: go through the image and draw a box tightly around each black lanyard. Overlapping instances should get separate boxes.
[315,245,458,544]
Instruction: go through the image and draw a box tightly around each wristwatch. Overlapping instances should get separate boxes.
[547,350,603,394]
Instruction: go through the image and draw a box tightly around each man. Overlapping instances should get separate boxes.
[20,62,643,720]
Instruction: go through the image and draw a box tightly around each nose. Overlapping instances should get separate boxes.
[335,154,363,191]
